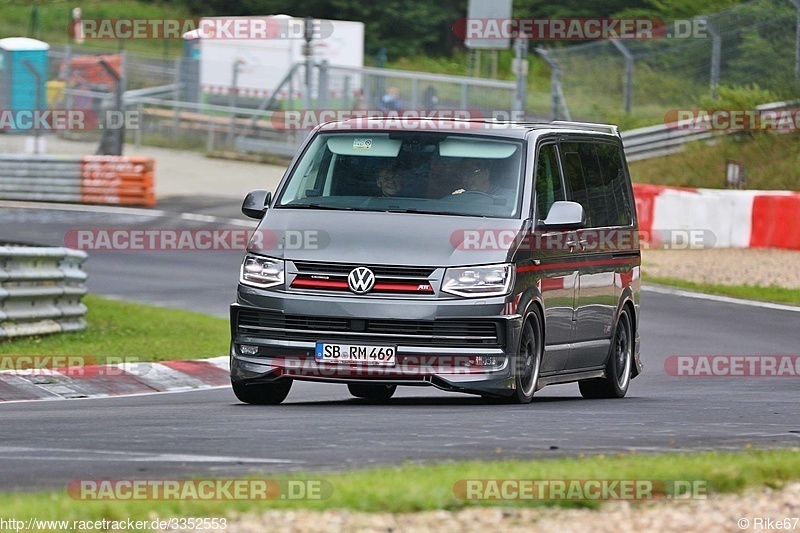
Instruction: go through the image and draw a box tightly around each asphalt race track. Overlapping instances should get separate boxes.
[1,203,798,491]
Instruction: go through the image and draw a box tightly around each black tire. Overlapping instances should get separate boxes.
[511,309,544,404]
[484,309,543,405]
[579,307,633,399]
[232,380,292,405]
[347,383,397,401]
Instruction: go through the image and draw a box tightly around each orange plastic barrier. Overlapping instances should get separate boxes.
[80,156,156,207]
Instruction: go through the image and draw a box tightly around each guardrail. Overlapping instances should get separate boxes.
[622,100,797,162]
[0,246,88,338]
[0,155,155,207]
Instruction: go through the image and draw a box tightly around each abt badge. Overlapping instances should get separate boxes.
[347,267,376,294]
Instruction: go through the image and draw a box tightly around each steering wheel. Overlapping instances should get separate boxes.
[443,190,494,201]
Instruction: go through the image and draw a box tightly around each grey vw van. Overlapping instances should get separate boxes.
[230,118,641,404]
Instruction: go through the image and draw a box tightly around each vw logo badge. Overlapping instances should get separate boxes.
[347,267,375,294]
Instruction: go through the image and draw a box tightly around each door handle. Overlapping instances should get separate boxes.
[566,239,588,251]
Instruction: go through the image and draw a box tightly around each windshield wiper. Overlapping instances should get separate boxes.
[285,203,356,211]
[384,207,483,217]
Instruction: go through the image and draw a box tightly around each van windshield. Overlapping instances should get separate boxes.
[275,132,525,218]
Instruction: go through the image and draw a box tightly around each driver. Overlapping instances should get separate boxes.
[452,160,514,201]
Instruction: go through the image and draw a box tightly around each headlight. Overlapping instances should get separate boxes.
[441,264,514,297]
[240,254,285,288]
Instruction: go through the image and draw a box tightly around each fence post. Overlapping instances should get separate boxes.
[536,48,571,121]
[791,0,800,85]
[135,100,142,149]
[512,36,528,117]
[207,112,215,153]
[229,60,242,145]
[343,75,351,109]
[610,39,634,114]
[704,19,721,98]
[318,59,329,109]
[172,56,181,139]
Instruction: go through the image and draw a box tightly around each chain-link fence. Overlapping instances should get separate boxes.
[36,43,523,156]
[538,0,800,124]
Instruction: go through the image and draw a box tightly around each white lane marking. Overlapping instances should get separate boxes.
[0,199,168,218]
[643,284,800,313]
[0,199,254,228]
[0,446,296,464]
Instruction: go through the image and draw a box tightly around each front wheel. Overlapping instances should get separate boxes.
[511,311,543,404]
[232,380,292,405]
[579,307,633,399]
[347,383,396,401]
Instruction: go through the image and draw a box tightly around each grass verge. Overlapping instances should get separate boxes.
[0,295,229,363]
[629,132,800,190]
[645,276,800,307]
[0,449,798,530]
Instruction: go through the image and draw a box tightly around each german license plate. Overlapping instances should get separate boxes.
[315,343,397,366]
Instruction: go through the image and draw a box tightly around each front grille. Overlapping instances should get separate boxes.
[292,261,435,279]
[236,309,502,347]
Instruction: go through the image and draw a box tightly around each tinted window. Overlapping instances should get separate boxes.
[595,142,633,226]
[560,141,631,228]
[276,132,525,219]
[534,144,565,220]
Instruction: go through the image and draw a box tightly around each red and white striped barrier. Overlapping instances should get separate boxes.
[0,356,229,402]
[633,183,800,250]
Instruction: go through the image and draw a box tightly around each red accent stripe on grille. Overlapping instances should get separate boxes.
[373,282,434,293]
[291,278,433,293]
[292,278,349,290]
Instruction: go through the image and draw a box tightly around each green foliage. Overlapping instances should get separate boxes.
[0,295,229,363]
[698,84,777,110]
[645,277,800,306]
[629,132,800,190]
[614,0,743,18]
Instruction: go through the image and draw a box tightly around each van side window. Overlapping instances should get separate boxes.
[594,142,633,226]
[560,141,631,228]
[534,144,565,220]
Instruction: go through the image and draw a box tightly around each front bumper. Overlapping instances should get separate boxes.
[230,286,522,397]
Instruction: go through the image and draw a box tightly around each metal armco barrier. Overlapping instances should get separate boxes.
[0,246,88,338]
[0,155,156,207]
[622,100,796,162]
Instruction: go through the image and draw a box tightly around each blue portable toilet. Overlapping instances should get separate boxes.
[0,37,50,131]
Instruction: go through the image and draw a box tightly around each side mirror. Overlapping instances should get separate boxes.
[242,190,272,219]
[538,201,585,230]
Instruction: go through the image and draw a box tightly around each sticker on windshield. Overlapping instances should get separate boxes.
[353,138,372,149]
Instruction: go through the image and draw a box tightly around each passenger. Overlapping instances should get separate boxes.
[376,166,405,197]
